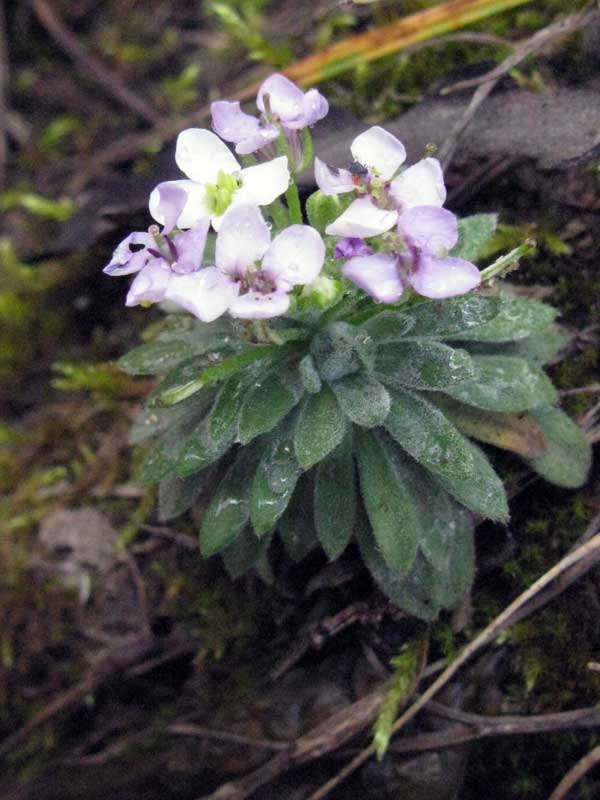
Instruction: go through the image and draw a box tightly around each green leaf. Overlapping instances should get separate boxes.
[137,413,200,484]
[129,392,211,445]
[375,341,475,390]
[221,528,271,579]
[250,449,299,536]
[148,354,217,406]
[356,503,474,621]
[525,406,591,488]
[355,430,420,573]
[459,324,569,367]
[158,471,208,521]
[160,344,295,406]
[306,190,353,235]
[278,477,319,562]
[314,434,356,559]
[385,389,508,521]
[199,447,259,557]
[404,295,502,340]
[298,354,322,394]
[452,296,557,343]
[238,364,304,444]
[118,321,234,375]
[331,373,390,428]
[443,355,557,412]
[294,388,346,470]
[360,312,416,343]
[310,322,365,381]
[452,213,498,262]
[208,364,266,442]
[177,415,232,477]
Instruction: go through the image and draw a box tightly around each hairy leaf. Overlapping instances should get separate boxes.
[314,434,356,560]
[525,406,592,488]
[294,388,346,470]
[452,213,498,263]
[331,372,390,427]
[375,341,475,390]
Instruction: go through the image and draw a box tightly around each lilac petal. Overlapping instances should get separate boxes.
[342,253,404,304]
[171,218,210,274]
[104,231,153,276]
[397,206,458,255]
[211,100,261,145]
[228,289,290,320]
[314,157,354,196]
[408,254,481,299]
[287,88,329,129]
[262,225,325,288]
[333,237,373,259]
[149,180,210,229]
[175,128,239,183]
[125,258,171,306]
[235,125,279,156]
[325,197,398,238]
[153,183,189,234]
[164,267,239,322]
[215,204,271,276]
[351,126,406,180]
[257,73,304,119]
[389,158,446,210]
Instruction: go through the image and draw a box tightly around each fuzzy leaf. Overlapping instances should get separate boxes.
[385,389,508,521]
[435,396,548,458]
[459,324,569,366]
[310,322,364,381]
[221,528,271,579]
[129,392,211,445]
[375,341,475,390]
[525,406,592,488]
[278,477,319,562]
[199,447,259,557]
[443,355,557,412]
[238,365,304,444]
[452,296,557,343]
[137,410,204,485]
[360,311,415,343]
[158,471,208,521]
[356,503,474,621]
[294,388,346,470]
[177,414,232,477]
[148,354,217,406]
[404,295,502,340]
[331,373,390,428]
[452,213,498,263]
[314,434,356,560]
[355,430,420,573]
[250,462,297,536]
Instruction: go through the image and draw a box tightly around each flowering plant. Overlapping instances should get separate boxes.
[107,74,591,620]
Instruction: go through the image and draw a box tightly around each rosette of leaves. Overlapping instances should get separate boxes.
[119,217,591,621]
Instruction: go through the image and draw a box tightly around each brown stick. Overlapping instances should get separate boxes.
[31,0,159,125]
[549,744,600,800]
[0,0,8,189]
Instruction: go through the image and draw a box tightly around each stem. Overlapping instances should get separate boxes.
[299,128,314,174]
[276,131,304,224]
[480,239,536,283]
[267,198,290,231]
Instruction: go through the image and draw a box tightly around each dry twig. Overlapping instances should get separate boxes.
[549,744,600,800]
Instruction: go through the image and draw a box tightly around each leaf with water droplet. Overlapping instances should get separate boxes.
[403,295,502,340]
[200,446,260,557]
[443,355,556,412]
[331,372,390,428]
[375,341,475,391]
[250,460,297,536]
[314,433,356,560]
[355,429,420,573]
[452,297,557,343]
[385,389,508,521]
[294,387,346,470]
[238,364,304,444]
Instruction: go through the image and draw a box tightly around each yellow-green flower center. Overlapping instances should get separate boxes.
[205,170,241,216]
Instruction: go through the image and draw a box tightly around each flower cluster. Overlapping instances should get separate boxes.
[104,73,480,322]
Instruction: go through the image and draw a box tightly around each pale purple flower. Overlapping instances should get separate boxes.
[314,126,446,238]
[211,74,328,160]
[104,218,239,322]
[214,205,326,319]
[333,237,373,259]
[149,129,290,231]
[341,205,480,302]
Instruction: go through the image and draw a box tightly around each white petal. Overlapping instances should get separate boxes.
[325,197,398,238]
[408,254,481,299]
[351,126,406,180]
[234,156,290,207]
[314,157,354,196]
[149,180,211,229]
[164,267,239,322]
[262,225,325,288]
[215,205,271,276]
[228,290,290,320]
[175,128,240,183]
[342,253,403,304]
[389,158,446,210]
[125,258,171,306]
